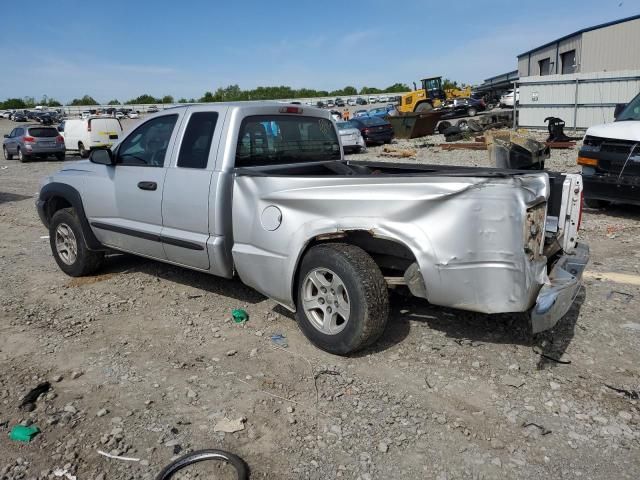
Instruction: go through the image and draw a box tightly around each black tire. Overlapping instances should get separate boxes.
[437,121,452,134]
[584,198,610,209]
[49,208,104,277]
[467,107,478,117]
[55,152,65,161]
[383,139,392,144]
[295,243,389,355]
[414,102,433,113]
[3,146,13,160]
[456,119,469,131]
[17,147,29,163]
[79,142,89,159]
[467,119,484,133]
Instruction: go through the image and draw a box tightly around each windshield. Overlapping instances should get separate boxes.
[336,121,356,130]
[236,115,340,167]
[616,92,640,121]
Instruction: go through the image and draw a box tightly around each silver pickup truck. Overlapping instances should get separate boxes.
[37,103,588,355]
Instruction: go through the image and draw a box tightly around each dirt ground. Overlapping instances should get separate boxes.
[1,116,639,480]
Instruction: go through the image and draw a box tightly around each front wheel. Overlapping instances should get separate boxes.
[295,243,389,355]
[414,102,433,113]
[49,208,104,276]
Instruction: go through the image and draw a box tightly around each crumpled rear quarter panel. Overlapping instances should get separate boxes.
[232,173,549,314]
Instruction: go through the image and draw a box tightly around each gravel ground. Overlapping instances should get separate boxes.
[1,117,639,479]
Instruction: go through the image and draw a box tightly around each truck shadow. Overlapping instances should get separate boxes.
[358,287,585,368]
[0,192,33,204]
[585,204,640,221]
[100,253,267,304]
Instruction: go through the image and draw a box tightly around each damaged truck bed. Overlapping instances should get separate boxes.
[36,103,588,355]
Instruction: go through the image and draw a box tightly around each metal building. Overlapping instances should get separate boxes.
[517,14,640,77]
[514,14,640,129]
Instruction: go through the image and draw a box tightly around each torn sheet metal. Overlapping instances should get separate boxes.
[232,170,551,316]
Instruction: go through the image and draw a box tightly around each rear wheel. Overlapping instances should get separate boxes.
[467,107,478,117]
[17,147,28,163]
[295,243,389,355]
[55,152,65,161]
[3,146,12,160]
[49,208,104,276]
[79,142,89,159]
[415,102,433,113]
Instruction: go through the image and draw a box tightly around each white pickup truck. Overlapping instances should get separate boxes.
[37,103,588,355]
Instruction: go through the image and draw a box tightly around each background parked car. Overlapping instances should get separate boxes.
[500,89,519,107]
[349,116,394,145]
[442,97,486,117]
[60,117,123,158]
[12,113,27,122]
[356,98,368,105]
[347,98,357,106]
[353,109,369,118]
[127,111,140,119]
[368,96,378,104]
[3,125,65,162]
[335,98,345,107]
[147,106,159,113]
[336,120,366,153]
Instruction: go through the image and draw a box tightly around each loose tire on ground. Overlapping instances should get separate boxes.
[467,119,484,133]
[49,207,104,277]
[437,121,452,134]
[295,243,389,355]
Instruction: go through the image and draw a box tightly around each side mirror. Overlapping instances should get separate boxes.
[90,148,114,166]
[57,127,63,132]
[613,103,627,119]
[3,134,8,138]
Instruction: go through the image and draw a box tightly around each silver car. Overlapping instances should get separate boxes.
[3,125,65,162]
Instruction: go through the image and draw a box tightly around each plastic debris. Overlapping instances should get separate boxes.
[97,449,141,462]
[9,424,40,443]
[214,417,246,433]
[270,333,288,348]
[232,309,249,324]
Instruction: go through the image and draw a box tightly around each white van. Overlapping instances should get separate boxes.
[59,117,123,158]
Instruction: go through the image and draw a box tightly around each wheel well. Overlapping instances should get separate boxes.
[44,196,72,223]
[292,230,417,304]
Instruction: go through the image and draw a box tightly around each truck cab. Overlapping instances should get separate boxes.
[578,92,640,207]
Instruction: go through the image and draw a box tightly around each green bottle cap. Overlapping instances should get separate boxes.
[232,309,249,323]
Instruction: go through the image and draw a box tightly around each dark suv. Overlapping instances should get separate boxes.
[443,97,486,117]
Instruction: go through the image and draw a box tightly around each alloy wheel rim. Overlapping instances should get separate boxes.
[55,223,78,265]
[302,268,350,335]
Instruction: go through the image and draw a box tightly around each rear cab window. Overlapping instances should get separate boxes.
[235,115,340,167]
[177,112,218,169]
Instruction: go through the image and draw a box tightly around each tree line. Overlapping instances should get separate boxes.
[0,83,413,109]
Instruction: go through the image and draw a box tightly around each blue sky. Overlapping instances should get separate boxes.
[0,0,638,102]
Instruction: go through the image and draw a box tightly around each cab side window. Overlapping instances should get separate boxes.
[177,112,218,169]
[117,115,178,167]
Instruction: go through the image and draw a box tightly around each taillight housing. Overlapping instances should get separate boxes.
[279,106,303,114]
[23,136,35,143]
[56,135,64,143]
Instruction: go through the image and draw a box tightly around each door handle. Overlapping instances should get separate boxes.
[137,181,157,191]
